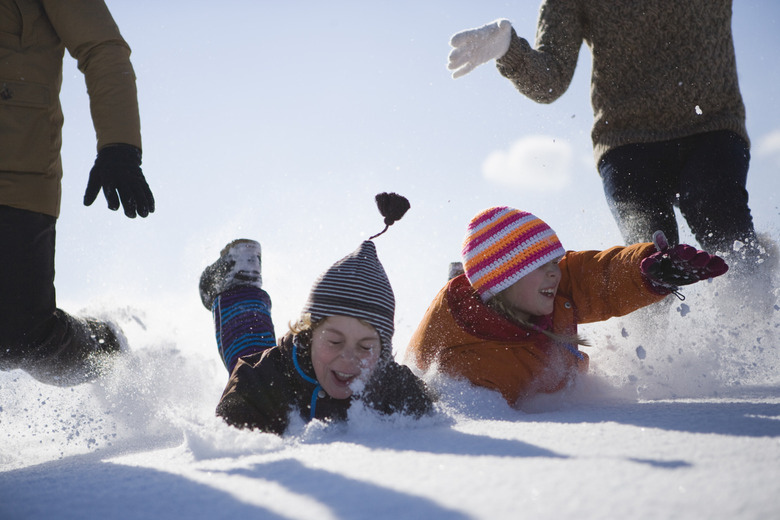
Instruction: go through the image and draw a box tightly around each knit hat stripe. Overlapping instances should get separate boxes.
[465,206,509,234]
[466,226,560,280]
[464,216,553,268]
[463,208,533,255]
[308,284,395,312]
[470,238,564,297]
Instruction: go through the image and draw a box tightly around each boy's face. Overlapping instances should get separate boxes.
[501,259,561,320]
[311,315,381,399]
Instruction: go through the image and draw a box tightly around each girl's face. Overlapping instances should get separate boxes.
[501,259,562,320]
[310,315,381,399]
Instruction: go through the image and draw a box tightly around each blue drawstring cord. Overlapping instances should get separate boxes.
[563,342,586,361]
[292,341,322,420]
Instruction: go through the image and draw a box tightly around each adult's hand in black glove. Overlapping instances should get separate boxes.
[83,144,155,218]
[640,231,728,295]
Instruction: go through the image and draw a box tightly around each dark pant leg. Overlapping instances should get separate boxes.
[0,205,119,385]
[598,141,681,245]
[0,205,58,351]
[677,131,757,259]
[212,285,276,375]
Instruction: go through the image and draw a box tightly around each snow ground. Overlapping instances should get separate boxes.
[2,275,779,520]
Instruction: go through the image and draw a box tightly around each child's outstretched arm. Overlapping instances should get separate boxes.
[640,231,729,299]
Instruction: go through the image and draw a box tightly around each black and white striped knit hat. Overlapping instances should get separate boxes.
[303,240,395,351]
[301,193,410,353]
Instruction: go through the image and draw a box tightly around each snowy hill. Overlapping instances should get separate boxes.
[2,280,779,519]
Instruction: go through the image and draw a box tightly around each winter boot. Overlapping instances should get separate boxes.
[17,312,126,386]
[199,239,263,309]
[82,316,125,356]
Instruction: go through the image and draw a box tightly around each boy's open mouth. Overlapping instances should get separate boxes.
[333,371,358,385]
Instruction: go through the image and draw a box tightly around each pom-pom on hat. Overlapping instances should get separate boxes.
[462,207,565,301]
[370,192,411,239]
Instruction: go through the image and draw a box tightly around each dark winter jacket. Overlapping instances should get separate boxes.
[217,333,435,435]
[495,0,748,164]
[406,243,666,406]
[0,0,141,217]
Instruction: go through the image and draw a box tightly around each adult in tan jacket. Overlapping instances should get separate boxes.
[446,0,767,273]
[0,0,154,385]
[406,207,727,407]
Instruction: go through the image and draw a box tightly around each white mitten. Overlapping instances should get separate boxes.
[447,19,513,79]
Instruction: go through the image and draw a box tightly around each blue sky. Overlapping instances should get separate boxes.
[53,1,780,348]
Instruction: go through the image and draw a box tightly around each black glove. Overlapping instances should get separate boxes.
[83,144,155,218]
[640,231,728,295]
[360,360,435,418]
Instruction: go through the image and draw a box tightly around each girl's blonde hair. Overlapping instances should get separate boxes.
[486,291,589,347]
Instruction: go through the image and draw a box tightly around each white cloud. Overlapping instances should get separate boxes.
[754,129,780,160]
[482,135,573,190]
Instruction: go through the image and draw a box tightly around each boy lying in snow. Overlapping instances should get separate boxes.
[199,194,434,435]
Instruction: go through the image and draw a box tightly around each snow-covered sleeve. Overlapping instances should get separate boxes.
[495,0,583,104]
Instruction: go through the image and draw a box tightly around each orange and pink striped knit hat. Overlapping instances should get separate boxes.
[462,207,565,301]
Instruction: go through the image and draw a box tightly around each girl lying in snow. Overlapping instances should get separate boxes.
[199,194,434,435]
[405,206,727,408]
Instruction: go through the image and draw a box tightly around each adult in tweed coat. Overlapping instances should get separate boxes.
[448,0,766,272]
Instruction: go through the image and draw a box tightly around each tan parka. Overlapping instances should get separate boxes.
[0,0,141,217]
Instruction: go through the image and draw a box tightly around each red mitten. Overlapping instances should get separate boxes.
[641,231,728,294]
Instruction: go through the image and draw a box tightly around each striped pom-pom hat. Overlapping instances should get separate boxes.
[302,240,395,353]
[462,207,565,301]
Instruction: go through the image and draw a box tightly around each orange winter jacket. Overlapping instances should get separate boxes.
[406,243,666,406]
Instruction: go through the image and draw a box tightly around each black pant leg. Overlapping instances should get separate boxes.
[677,130,756,256]
[0,205,121,385]
[0,205,58,348]
[598,141,681,245]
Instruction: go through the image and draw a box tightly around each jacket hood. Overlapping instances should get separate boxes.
[445,274,552,341]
